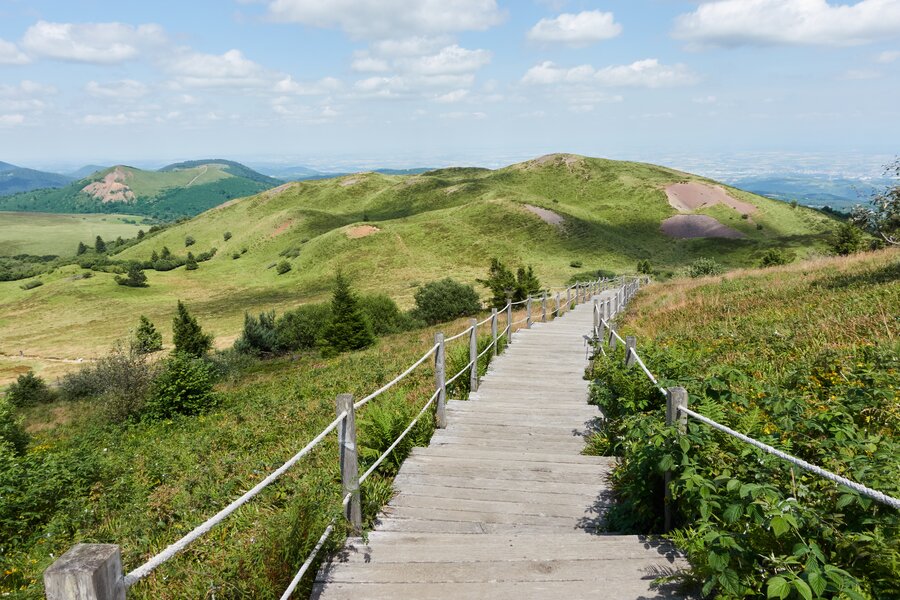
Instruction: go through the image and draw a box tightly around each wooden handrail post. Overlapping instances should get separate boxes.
[608,325,617,350]
[664,386,688,531]
[505,300,513,344]
[624,335,636,367]
[335,393,362,534]
[434,333,447,428]
[491,308,498,357]
[44,544,125,600]
[526,297,532,328]
[592,299,599,338]
[555,292,560,318]
[566,286,571,308]
[541,292,547,322]
[468,318,478,393]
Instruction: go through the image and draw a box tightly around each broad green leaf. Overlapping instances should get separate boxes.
[793,579,813,600]
[767,576,791,599]
[771,515,789,537]
[724,503,743,523]
[726,478,741,492]
[679,436,690,453]
[808,572,826,597]
[707,550,728,572]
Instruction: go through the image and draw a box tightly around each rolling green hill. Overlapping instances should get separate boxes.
[0,153,842,377]
[0,160,280,220]
[0,161,73,196]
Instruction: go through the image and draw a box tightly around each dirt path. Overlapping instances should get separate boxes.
[186,165,208,186]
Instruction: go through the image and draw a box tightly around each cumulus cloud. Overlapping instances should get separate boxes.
[397,45,491,75]
[673,0,900,48]
[166,49,274,88]
[527,11,622,46]
[0,39,30,65]
[274,75,342,95]
[266,0,504,39]
[876,49,900,62]
[434,89,469,103]
[522,59,698,88]
[81,112,147,126]
[0,114,26,126]
[86,80,149,99]
[22,21,166,63]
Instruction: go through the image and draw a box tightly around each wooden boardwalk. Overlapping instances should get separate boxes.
[313,293,687,599]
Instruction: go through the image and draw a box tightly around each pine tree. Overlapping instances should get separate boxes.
[515,265,541,299]
[133,315,163,353]
[478,258,518,309]
[76,241,88,255]
[95,235,106,253]
[115,263,148,287]
[160,246,171,259]
[172,301,213,358]
[151,250,159,262]
[320,272,375,356]
[137,229,145,240]
[185,252,198,270]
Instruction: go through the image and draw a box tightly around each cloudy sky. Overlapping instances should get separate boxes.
[0,0,898,170]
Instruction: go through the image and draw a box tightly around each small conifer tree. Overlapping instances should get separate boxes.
[172,300,213,357]
[160,246,171,259]
[320,272,375,356]
[115,263,148,287]
[151,250,159,262]
[76,241,88,255]
[95,235,106,253]
[133,315,163,353]
[185,252,198,270]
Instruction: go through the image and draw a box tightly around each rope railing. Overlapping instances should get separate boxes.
[46,272,622,600]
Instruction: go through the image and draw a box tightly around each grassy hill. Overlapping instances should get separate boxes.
[0,154,843,380]
[0,212,149,256]
[0,161,280,220]
[0,161,73,196]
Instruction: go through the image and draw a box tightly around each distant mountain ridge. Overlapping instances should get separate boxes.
[0,160,279,220]
[0,161,73,196]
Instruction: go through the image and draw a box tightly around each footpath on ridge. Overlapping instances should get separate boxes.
[313,290,688,599]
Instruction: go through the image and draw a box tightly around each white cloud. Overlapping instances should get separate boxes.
[673,0,900,48]
[397,45,491,75]
[22,21,166,63]
[0,114,26,126]
[81,112,146,126]
[876,49,900,62]
[371,36,452,57]
[527,11,622,46]
[86,80,149,99]
[274,75,342,95]
[267,0,504,39]
[440,110,486,119]
[693,95,717,104]
[351,55,390,72]
[842,68,881,79]
[0,38,30,65]
[434,89,469,103]
[522,59,697,88]
[166,49,274,88]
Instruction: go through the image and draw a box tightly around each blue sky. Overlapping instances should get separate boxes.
[0,0,898,172]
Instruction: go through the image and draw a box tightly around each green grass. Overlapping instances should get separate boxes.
[0,212,149,256]
[0,154,845,384]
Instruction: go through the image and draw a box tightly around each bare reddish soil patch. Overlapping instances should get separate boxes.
[272,219,294,237]
[340,175,364,187]
[661,215,745,239]
[665,182,756,215]
[81,167,135,203]
[346,225,380,239]
[524,204,564,226]
[262,182,294,198]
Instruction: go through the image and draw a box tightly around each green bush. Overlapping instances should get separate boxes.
[172,301,213,358]
[115,263,148,287]
[359,293,412,335]
[411,278,481,325]
[760,248,791,268]
[276,260,291,275]
[234,311,279,356]
[6,371,54,408]
[0,397,28,455]
[478,258,542,309]
[637,259,652,275]
[185,235,196,247]
[319,272,375,356]
[133,315,163,354]
[829,222,864,256]
[686,257,724,278]
[275,303,332,351]
[185,252,198,271]
[144,352,216,419]
[19,279,43,290]
[569,260,583,268]
[223,231,232,241]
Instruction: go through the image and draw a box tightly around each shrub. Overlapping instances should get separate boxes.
[829,222,864,256]
[232,252,240,260]
[276,303,332,351]
[160,246,172,259]
[115,263,148,287]
[234,311,279,356]
[760,248,791,268]
[6,371,54,408]
[637,259,652,275]
[19,279,43,290]
[0,397,28,455]
[185,235,196,247]
[276,260,292,275]
[144,352,215,419]
[96,344,158,422]
[319,272,375,356]
[94,236,106,253]
[411,278,481,325]
[133,315,163,354]
[687,257,724,278]
[185,252,198,271]
[569,260,583,268]
[76,242,87,255]
[478,258,541,309]
[740,213,749,220]
[359,294,411,335]
[223,231,232,241]
[172,301,213,358]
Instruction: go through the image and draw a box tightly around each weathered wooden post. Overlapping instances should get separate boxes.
[566,286,571,308]
[526,297,532,328]
[505,298,513,344]
[468,318,478,393]
[44,544,125,600]
[555,293,560,318]
[491,308,498,357]
[625,335,637,367]
[336,393,362,533]
[593,298,600,339]
[434,333,447,427]
[608,325,617,350]
[541,292,547,323]
[664,387,688,531]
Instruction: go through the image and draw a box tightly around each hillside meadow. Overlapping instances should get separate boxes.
[0,155,843,383]
[0,212,149,257]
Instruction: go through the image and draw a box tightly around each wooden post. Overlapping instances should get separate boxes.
[44,544,125,600]
[335,393,361,534]
[505,300,513,344]
[566,286,571,308]
[664,386,688,531]
[541,292,547,322]
[592,298,599,338]
[555,293,560,318]
[468,318,478,393]
[434,333,447,428]
[491,308,498,357]
[608,326,617,350]
[625,335,636,367]
[526,297,532,328]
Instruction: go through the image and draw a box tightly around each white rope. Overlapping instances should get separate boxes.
[359,389,440,484]
[680,407,900,510]
[279,520,335,600]
[476,313,493,327]
[354,343,438,409]
[477,342,492,360]
[445,361,472,386]
[124,412,348,587]
[631,350,667,396]
[510,299,528,306]
[512,317,528,325]
[445,326,473,343]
